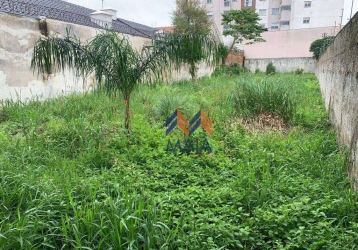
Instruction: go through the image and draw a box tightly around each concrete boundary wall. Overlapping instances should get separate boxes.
[244,26,338,59]
[0,12,213,102]
[316,12,358,189]
[245,57,316,73]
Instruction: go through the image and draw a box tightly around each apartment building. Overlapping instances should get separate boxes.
[204,0,344,34]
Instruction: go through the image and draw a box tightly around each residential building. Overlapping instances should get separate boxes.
[290,0,343,29]
[204,0,345,34]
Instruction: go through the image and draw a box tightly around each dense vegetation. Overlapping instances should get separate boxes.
[309,36,335,60]
[0,72,357,249]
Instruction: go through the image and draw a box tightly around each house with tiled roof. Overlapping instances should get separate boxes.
[0,0,158,101]
[0,0,157,38]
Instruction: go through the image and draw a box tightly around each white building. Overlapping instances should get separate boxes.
[204,0,346,34]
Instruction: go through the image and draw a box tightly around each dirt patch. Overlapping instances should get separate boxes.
[240,113,288,133]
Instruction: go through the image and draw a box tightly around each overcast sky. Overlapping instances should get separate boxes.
[66,0,176,27]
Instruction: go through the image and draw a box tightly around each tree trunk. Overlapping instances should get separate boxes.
[124,96,130,131]
[189,62,198,82]
[228,36,239,53]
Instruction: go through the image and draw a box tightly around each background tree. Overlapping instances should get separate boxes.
[31,30,218,131]
[309,36,335,59]
[172,0,216,81]
[172,0,211,35]
[221,8,266,52]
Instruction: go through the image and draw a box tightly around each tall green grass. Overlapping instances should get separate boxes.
[0,73,357,249]
[231,76,297,122]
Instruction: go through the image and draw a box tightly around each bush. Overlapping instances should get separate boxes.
[218,43,229,65]
[231,77,297,122]
[309,36,335,59]
[212,64,247,77]
[266,62,276,75]
[255,68,261,74]
[295,67,304,75]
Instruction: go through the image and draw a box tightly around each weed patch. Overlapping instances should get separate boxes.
[0,73,357,249]
[231,76,297,123]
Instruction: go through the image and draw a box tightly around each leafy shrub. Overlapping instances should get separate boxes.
[295,67,304,75]
[218,43,229,65]
[212,63,247,77]
[255,68,261,74]
[309,36,335,59]
[231,77,297,122]
[266,62,276,75]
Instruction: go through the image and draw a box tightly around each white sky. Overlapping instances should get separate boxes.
[66,0,176,27]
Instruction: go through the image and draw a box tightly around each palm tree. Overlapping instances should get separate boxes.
[31,29,218,131]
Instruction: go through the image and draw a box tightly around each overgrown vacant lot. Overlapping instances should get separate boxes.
[0,73,358,249]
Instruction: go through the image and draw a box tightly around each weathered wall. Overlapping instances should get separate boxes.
[316,12,358,189]
[245,57,316,73]
[0,12,152,101]
[0,12,213,102]
[244,26,338,59]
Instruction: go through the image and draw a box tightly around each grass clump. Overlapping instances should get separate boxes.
[231,76,297,122]
[212,63,247,77]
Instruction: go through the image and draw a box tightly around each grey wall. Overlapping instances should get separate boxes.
[245,57,316,73]
[316,12,358,189]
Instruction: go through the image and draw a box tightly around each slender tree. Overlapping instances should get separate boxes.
[222,8,266,52]
[172,0,214,81]
[31,29,218,131]
[172,0,211,35]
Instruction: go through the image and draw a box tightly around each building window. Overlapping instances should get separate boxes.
[224,0,230,7]
[304,1,311,7]
[259,9,266,16]
[245,0,252,6]
[281,21,290,26]
[271,23,279,29]
[303,17,310,24]
[272,8,280,15]
[281,5,291,11]
[223,24,229,30]
[224,10,230,14]
[232,0,238,2]
[207,0,212,3]
[207,11,213,17]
